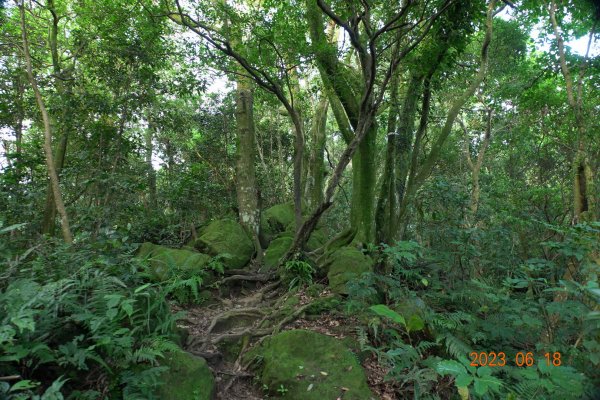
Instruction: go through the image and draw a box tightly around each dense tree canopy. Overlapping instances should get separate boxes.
[1,0,599,398]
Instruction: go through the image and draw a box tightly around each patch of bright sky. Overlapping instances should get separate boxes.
[498,6,599,57]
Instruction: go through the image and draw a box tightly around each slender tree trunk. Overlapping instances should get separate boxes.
[235,73,262,261]
[287,68,305,233]
[41,0,71,236]
[375,71,401,244]
[146,113,157,208]
[19,1,72,244]
[378,74,422,243]
[396,0,496,233]
[13,57,24,160]
[462,108,493,227]
[543,1,597,343]
[548,1,596,223]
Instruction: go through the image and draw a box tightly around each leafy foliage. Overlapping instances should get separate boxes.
[0,236,181,399]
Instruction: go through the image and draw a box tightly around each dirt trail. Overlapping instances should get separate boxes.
[174,278,284,399]
[172,273,385,399]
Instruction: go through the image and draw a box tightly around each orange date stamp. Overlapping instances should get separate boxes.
[469,351,562,367]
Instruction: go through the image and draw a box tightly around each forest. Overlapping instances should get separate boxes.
[0,0,599,399]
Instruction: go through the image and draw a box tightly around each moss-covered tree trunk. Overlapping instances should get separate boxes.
[306,2,378,245]
[350,123,377,244]
[235,73,262,260]
[376,73,422,244]
[304,97,329,213]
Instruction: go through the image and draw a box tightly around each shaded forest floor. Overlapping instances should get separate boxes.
[172,273,396,399]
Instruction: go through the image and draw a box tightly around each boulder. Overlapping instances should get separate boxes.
[246,329,375,399]
[263,236,293,270]
[138,242,211,281]
[260,203,294,246]
[194,219,254,270]
[326,246,373,294]
[306,228,327,252]
[158,351,214,400]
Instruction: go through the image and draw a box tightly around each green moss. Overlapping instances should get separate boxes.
[264,236,293,270]
[306,228,327,252]
[305,296,341,315]
[138,242,211,281]
[260,203,294,246]
[194,219,254,269]
[247,330,375,399]
[158,351,214,400]
[327,247,373,294]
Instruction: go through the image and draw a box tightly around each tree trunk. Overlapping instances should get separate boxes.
[396,0,495,233]
[350,122,377,244]
[376,73,430,244]
[543,2,597,343]
[41,0,71,236]
[19,1,72,244]
[304,97,329,213]
[235,73,262,261]
[146,113,157,208]
[462,108,493,227]
[375,71,401,244]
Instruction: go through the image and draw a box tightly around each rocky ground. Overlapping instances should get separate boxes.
[141,203,389,399]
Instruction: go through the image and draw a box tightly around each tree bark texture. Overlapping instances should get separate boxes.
[235,73,262,260]
[304,96,329,213]
[41,0,71,236]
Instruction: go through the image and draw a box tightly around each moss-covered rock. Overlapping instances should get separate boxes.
[246,330,376,399]
[194,219,254,269]
[158,351,214,400]
[138,242,211,281]
[260,203,294,246]
[306,228,327,252]
[326,246,373,294]
[264,236,293,270]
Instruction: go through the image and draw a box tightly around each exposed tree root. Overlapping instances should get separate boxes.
[219,272,276,285]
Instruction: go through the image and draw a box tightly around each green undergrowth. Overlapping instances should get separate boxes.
[344,223,600,399]
[0,229,185,399]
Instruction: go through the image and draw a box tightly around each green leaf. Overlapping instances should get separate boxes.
[10,316,35,333]
[406,315,425,332]
[120,299,134,317]
[104,294,123,308]
[473,375,502,395]
[134,283,152,294]
[9,380,39,392]
[369,304,406,326]
[435,360,467,376]
[455,374,473,387]
[0,223,27,235]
